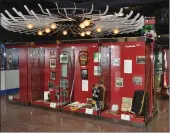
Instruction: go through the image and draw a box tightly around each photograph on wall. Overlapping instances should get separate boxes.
[50,49,56,58]
[50,72,56,80]
[94,66,101,76]
[60,54,69,64]
[61,90,68,97]
[133,76,142,85]
[60,78,68,88]
[50,59,56,69]
[136,56,145,64]
[48,81,54,90]
[0,44,5,69]
[116,78,123,87]
[81,69,88,79]
[113,58,120,66]
[61,64,67,77]
[94,52,101,62]
[121,97,132,112]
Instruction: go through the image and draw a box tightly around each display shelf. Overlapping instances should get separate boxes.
[32,99,61,109]
[101,110,144,124]
[62,105,98,116]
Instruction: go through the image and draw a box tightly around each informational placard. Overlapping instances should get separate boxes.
[124,60,132,73]
[8,95,13,100]
[121,97,132,112]
[116,78,123,87]
[44,91,50,100]
[121,114,130,121]
[50,102,57,108]
[113,58,120,66]
[85,108,93,115]
[62,64,67,77]
[94,53,101,62]
[82,80,88,91]
[94,66,101,76]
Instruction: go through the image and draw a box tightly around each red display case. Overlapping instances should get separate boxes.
[5,37,158,126]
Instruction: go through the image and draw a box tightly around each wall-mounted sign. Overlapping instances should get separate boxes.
[124,60,132,74]
[116,78,123,87]
[79,51,88,66]
[113,58,120,66]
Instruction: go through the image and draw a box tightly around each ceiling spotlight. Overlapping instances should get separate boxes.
[27,23,34,29]
[80,32,85,37]
[83,20,90,27]
[85,31,91,35]
[50,23,57,29]
[38,30,43,36]
[80,23,85,29]
[96,27,101,33]
[63,30,68,35]
[45,28,51,33]
[113,29,119,34]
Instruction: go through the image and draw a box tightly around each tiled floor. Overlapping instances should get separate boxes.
[0,97,169,132]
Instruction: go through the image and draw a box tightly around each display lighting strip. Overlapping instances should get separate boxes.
[0,3,144,37]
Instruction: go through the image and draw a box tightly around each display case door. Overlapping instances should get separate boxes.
[27,48,45,102]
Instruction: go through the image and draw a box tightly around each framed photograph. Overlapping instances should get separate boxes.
[50,72,56,80]
[60,78,68,88]
[81,69,88,79]
[50,49,56,58]
[94,66,101,76]
[50,59,56,69]
[133,76,142,85]
[116,78,123,87]
[48,81,54,90]
[136,56,145,64]
[113,58,120,66]
[94,52,101,62]
[61,90,68,97]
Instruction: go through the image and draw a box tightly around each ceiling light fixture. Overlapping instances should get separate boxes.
[45,28,51,33]
[83,20,90,27]
[80,32,85,37]
[96,27,101,33]
[50,23,57,29]
[113,28,119,34]
[38,30,43,35]
[63,30,68,35]
[80,23,85,29]
[86,31,91,35]
[27,23,34,29]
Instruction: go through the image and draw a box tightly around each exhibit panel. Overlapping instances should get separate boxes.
[5,45,29,103]
[62,43,100,115]
[100,37,156,125]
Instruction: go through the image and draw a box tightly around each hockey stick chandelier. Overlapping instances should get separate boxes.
[0,3,144,37]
